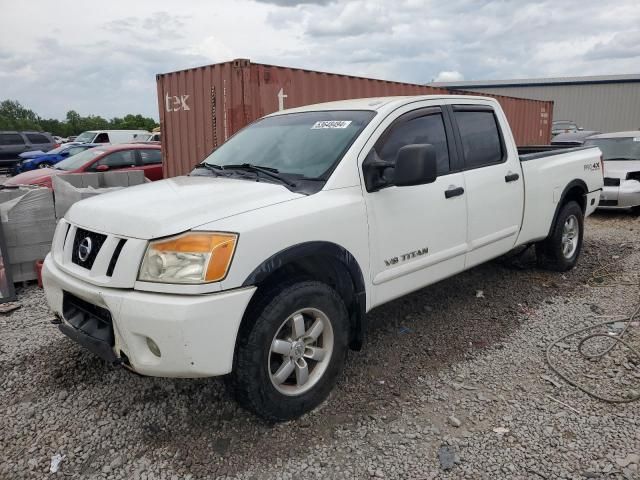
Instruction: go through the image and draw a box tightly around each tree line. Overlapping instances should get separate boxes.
[0,100,158,137]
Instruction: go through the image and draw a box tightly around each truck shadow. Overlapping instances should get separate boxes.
[14,235,627,477]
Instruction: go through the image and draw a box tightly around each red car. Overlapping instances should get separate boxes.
[4,143,163,188]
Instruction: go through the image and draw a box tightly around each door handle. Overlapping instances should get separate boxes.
[505,172,520,182]
[445,186,465,199]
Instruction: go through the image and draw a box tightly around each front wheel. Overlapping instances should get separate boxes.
[536,201,584,271]
[37,162,53,169]
[228,281,349,421]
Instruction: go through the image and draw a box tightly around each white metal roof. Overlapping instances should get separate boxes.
[430,74,640,89]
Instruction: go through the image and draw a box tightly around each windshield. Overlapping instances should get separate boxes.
[75,131,96,143]
[55,148,104,171]
[201,110,375,179]
[553,122,576,130]
[584,137,640,160]
[46,145,67,154]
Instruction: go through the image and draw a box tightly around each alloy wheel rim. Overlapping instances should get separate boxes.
[561,214,579,259]
[268,307,334,396]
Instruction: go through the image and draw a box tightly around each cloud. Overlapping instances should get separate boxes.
[434,71,464,82]
[1,0,639,121]
[584,31,640,60]
[254,0,333,6]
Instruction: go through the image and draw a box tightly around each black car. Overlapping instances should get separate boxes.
[0,131,57,168]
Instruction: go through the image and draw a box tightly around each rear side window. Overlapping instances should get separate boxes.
[26,133,50,144]
[139,149,162,165]
[95,133,109,143]
[0,133,24,145]
[378,112,450,175]
[454,110,505,169]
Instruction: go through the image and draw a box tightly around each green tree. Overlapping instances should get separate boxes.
[0,100,41,130]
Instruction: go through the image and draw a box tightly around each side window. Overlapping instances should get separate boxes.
[377,112,450,175]
[97,150,136,168]
[94,133,109,143]
[0,133,25,145]
[454,110,504,169]
[26,133,50,144]
[139,149,162,165]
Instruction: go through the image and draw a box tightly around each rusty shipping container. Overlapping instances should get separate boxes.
[157,59,553,178]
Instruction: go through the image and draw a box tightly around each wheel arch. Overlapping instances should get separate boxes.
[241,241,367,350]
[547,179,587,238]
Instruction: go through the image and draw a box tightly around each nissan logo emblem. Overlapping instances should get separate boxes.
[78,237,93,262]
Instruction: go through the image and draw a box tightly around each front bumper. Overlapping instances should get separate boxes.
[42,254,256,377]
[599,181,640,209]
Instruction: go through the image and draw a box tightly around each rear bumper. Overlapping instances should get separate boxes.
[599,181,640,209]
[43,254,256,377]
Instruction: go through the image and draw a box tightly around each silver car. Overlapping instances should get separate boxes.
[584,132,640,213]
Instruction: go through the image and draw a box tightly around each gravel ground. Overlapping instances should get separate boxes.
[1,211,639,479]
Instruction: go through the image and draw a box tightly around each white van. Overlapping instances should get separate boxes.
[74,130,150,144]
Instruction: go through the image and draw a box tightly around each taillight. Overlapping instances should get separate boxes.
[53,143,60,148]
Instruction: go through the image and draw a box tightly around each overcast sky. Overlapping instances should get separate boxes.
[1,0,638,120]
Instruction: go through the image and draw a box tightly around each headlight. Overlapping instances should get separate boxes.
[138,232,238,284]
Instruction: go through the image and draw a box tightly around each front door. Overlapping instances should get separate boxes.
[363,105,468,307]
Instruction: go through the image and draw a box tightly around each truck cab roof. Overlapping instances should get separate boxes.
[267,95,497,116]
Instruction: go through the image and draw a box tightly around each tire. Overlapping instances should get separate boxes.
[631,206,640,216]
[536,200,584,272]
[37,162,52,169]
[228,281,349,422]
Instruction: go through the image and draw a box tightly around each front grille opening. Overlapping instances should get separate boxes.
[62,292,114,346]
[71,228,107,270]
[106,239,127,277]
[603,177,621,187]
[627,171,640,182]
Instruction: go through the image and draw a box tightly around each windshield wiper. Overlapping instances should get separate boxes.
[194,162,224,173]
[221,163,297,187]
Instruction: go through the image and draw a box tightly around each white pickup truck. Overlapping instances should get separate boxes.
[43,95,603,421]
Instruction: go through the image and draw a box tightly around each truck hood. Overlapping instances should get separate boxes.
[604,160,640,179]
[66,175,305,239]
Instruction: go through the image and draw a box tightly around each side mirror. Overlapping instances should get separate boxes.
[393,144,438,187]
[95,164,109,172]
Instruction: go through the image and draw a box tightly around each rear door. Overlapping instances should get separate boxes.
[449,104,524,268]
[0,133,28,162]
[363,104,468,306]
[134,148,163,180]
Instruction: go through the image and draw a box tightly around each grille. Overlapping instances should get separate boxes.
[106,239,127,277]
[62,292,114,346]
[603,177,620,187]
[599,199,618,207]
[72,228,107,270]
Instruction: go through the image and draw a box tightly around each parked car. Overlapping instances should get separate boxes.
[552,120,581,136]
[42,95,602,421]
[73,130,150,144]
[4,143,162,188]
[0,131,57,167]
[12,143,102,174]
[551,130,600,146]
[584,132,640,213]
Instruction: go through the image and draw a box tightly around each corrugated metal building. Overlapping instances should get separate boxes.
[431,74,640,133]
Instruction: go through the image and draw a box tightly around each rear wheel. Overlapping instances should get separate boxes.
[631,205,640,216]
[536,201,584,271]
[37,162,52,169]
[228,281,349,421]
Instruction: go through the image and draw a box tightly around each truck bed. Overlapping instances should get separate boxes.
[518,145,592,160]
